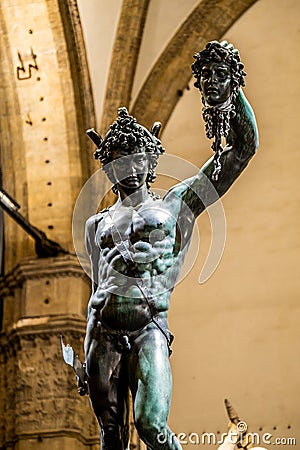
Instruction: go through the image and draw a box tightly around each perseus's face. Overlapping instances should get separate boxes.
[200,61,231,106]
[111,150,149,191]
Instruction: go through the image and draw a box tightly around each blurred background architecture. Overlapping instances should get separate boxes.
[0,0,299,449]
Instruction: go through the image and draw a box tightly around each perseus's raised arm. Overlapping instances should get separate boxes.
[165,90,258,218]
[164,41,259,219]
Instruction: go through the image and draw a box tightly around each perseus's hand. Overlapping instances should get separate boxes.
[77,375,88,396]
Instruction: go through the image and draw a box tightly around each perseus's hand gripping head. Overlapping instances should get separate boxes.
[192,40,246,180]
[86,107,164,194]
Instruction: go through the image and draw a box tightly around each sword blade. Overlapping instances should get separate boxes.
[60,335,76,367]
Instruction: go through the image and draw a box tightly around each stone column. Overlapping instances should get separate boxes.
[0,255,100,450]
[0,0,96,271]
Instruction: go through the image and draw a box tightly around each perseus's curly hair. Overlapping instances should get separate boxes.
[94,107,165,194]
[192,40,246,101]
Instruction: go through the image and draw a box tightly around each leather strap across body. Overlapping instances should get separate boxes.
[106,209,174,355]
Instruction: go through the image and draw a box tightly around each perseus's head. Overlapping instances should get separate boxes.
[192,40,246,106]
[92,107,164,194]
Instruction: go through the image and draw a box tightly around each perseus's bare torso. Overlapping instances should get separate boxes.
[87,196,188,331]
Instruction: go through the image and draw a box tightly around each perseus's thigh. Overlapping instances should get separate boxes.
[86,331,126,417]
[128,325,172,424]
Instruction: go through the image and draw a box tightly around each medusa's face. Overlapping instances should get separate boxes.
[200,61,231,106]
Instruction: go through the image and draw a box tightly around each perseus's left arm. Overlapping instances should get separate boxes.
[204,89,259,194]
[166,89,259,219]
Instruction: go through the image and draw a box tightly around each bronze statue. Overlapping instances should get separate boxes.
[83,40,258,450]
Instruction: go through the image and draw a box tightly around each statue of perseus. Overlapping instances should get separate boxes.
[74,41,258,450]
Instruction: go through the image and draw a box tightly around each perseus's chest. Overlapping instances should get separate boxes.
[96,202,177,250]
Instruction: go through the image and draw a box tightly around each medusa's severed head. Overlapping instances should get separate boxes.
[91,108,164,194]
[192,40,246,106]
[191,41,247,181]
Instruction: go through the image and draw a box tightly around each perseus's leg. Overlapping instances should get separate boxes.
[85,329,129,450]
[128,324,182,450]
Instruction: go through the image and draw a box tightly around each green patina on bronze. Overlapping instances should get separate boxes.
[83,41,258,450]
